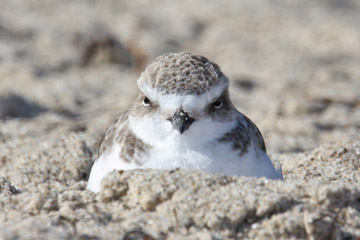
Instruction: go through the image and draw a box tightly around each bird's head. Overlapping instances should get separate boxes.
[129,52,237,142]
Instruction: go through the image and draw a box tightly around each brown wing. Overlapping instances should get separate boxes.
[242,114,267,152]
[97,111,129,157]
[218,113,266,156]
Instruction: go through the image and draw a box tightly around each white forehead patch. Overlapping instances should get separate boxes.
[138,75,228,113]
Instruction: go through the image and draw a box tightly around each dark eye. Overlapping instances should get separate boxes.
[213,98,222,108]
[142,96,151,106]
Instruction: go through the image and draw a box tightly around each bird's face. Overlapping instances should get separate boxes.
[128,52,238,145]
[130,84,236,137]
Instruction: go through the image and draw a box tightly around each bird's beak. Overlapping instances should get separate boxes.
[167,109,195,134]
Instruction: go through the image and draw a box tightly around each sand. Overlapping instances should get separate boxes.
[0,0,359,239]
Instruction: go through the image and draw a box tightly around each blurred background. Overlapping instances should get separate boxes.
[0,0,359,155]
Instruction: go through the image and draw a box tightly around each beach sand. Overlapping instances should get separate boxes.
[0,0,359,239]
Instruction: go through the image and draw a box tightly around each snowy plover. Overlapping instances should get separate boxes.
[87,52,283,193]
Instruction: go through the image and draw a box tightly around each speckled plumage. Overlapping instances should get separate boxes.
[87,52,283,193]
[139,52,227,95]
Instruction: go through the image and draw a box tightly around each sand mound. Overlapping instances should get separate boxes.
[1,0,359,239]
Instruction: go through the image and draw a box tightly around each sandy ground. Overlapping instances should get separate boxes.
[0,0,359,239]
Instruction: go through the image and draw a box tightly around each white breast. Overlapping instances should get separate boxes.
[128,114,238,170]
[204,141,283,179]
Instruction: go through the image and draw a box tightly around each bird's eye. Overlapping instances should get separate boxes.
[213,98,222,108]
[142,96,151,106]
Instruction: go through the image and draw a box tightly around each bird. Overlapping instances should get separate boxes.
[87,52,283,193]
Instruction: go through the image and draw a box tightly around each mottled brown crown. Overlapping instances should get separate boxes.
[138,52,228,95]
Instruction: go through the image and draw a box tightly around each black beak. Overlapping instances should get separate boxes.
[167,109,195,134]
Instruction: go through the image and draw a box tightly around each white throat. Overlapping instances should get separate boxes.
[128,113,237,170]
